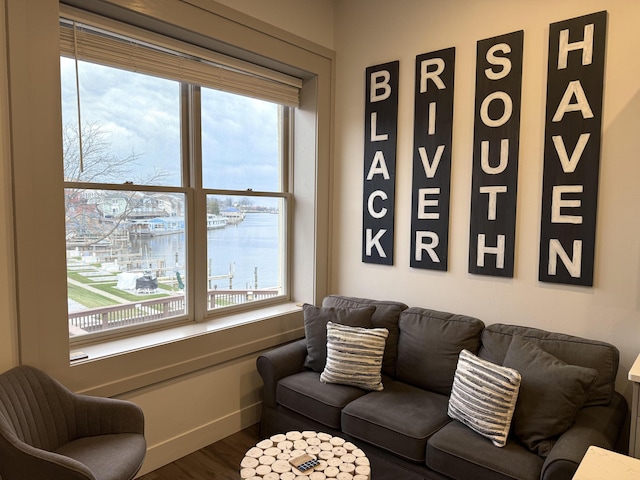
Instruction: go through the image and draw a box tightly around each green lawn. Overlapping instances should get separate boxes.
[67,283,117,308]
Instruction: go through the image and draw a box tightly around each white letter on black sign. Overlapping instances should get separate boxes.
[552,80,594,121]
[558,24,594,69]
[368,190,388,219]
[370,112,389,141]
[480,91,513,127]
[480,186,508,221]
[370,71,391,102]
[366,229,387,258]
[552,133,590,173]
[418,145,444,178]
[551,185,583,224]
[485,43,512,80]
[420,58,446,92]
[418,188,440,220]
[367,151,390,180]
[415,232,440,263]
[548,239,582,277]
[481,139,509,174]
[477,234,506,269]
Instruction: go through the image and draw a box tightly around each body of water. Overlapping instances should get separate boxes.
[129,212,282,290]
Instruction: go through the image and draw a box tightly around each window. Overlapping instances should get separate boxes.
[60,15,298,340]
[9,0,330,394]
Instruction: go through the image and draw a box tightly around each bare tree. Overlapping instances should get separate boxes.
[63,122,172,249]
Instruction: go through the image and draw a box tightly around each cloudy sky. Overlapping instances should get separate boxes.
[60,57,281,192]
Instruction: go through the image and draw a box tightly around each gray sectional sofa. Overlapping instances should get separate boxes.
[256,295,628,480]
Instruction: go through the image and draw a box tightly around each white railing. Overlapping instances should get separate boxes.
[68,289,280,334]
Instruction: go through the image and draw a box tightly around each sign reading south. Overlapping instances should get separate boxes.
[469,31,524,277]
[539,11,607,286]
[362,61,399,265]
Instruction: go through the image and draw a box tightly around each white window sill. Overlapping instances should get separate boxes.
[70,302,304,396]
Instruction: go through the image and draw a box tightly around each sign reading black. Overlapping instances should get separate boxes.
[410,48,455,271]
[362,61,399,265]
[468,31,524,277]
[539,12,607,286]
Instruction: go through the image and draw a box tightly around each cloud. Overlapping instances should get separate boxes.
[60,58,282,192]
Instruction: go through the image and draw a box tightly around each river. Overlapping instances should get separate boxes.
[129,212,281,290]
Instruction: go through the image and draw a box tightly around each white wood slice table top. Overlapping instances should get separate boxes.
[240,431,371,480]
[572,446,640,480]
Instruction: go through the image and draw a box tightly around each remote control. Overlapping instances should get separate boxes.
[289,453,320,472]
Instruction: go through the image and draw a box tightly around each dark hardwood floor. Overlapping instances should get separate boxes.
[138,424,261,480]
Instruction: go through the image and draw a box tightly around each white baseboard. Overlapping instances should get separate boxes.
[136,402,262,477]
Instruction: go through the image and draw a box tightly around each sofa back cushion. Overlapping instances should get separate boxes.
[395,307,485,395]
[303,303,375,372]
[322,295,408,376]
[478,323,619,406]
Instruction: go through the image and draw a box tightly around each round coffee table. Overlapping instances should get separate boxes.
[240,430,371,480]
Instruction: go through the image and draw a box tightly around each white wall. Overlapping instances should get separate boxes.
[213,0,335,50]
[332,0,640,399]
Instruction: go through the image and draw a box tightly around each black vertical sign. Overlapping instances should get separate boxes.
[363,61,399,265]
[410,48,455,270]
[469,31,524,277]
[539,12,607,286]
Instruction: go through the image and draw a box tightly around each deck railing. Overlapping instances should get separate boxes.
[68,288,280,334]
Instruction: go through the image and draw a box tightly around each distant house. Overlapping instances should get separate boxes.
[221,206,245,223]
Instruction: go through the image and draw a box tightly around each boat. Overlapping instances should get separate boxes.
[129,214,228,236]
[129,217,185,236]
[207,214,228,229]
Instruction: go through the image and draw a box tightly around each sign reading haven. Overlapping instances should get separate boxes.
[410,47,455,271]
[539,11,607,286]
[362,61,399,265]
[468,31,524,277]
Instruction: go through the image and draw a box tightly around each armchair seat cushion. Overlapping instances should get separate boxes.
[56,433,146,480]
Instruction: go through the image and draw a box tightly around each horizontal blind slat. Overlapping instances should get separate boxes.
[60,20,300,107]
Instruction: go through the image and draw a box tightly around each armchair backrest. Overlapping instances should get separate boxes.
[0,365,76,452]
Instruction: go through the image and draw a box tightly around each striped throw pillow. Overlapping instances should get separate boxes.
[448,349,521,447]
[320,322,389,391]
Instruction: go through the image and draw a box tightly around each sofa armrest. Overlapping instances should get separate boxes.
[257,338,307,407]
[541,391,628,480]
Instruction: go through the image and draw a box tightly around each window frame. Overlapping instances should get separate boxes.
[61,33,295,342]
[8,0,333,395]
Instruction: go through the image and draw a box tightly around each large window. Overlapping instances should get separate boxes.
[60,15,297,340]
[9,0,330,393]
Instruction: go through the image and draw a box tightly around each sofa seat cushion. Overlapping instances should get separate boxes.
[427,420,544,480]
[276,371,369,429]
[341,380,450,462]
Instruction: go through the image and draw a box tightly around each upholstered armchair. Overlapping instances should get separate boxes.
[0,365,146,480]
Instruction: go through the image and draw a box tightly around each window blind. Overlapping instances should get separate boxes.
[59,14,301,107]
